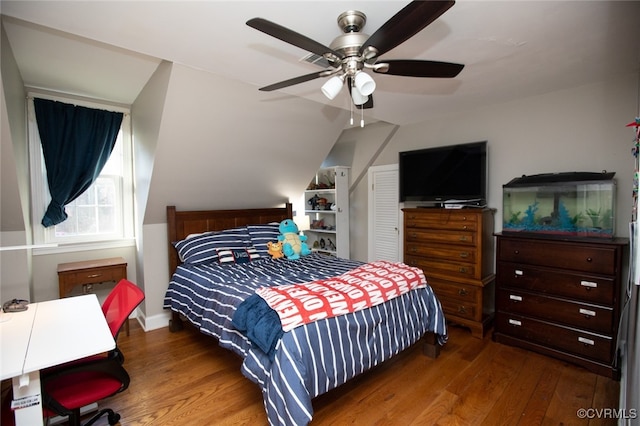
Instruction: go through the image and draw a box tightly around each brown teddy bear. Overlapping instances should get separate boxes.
[267,241,284,259]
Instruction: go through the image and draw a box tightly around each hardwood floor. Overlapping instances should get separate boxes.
[107,320,619,425]
[3,320,620,425]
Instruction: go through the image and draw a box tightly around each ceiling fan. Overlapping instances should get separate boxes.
[246,0,464,115]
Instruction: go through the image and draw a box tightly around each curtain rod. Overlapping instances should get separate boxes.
[26,90,130,114]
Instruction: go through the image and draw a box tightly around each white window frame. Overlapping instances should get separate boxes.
[28,92,135,254]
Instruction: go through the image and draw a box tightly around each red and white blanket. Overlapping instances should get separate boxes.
[255,260,427,332]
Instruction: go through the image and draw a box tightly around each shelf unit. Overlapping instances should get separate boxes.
[303,166,350,258]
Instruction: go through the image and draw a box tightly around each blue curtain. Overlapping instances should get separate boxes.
[33,98,124,227]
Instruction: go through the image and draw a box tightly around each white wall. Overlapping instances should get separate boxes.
[337,74,637,262]
[135,63,352,324]
[1,23,30,301]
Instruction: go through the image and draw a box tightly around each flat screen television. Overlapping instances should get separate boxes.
[399,141,487,204]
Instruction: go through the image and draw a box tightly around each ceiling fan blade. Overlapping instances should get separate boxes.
[247,18,344,62]
[360,0,455,58]
[258,71,329,92]
[374,60,464,78]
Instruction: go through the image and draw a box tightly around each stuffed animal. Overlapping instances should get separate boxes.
[277,219,312,260]
[267,241,284,259]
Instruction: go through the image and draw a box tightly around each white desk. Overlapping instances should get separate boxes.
[0,294,114,426]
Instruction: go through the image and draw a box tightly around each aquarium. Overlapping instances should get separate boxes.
[502,172,616,239]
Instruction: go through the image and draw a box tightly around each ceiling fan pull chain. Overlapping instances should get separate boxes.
[360,103,365,128]
[349,88,354,126]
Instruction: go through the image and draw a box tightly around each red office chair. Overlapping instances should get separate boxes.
[41,279,145,426]
[101,279,145,363]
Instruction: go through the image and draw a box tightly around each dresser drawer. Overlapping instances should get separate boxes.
[405,243,477,264]
[406,256,478,280]
[496,289,614,333]
[495,312,614,363]
[428,277,480,302]
[496,261,616,305]
[439,297,479,321]
[498,238,617,275]
[59,265,125,286]
[429,278,481,321]
[406,229,477,246]
[405,211,478,232]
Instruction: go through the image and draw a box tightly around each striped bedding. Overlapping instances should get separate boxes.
[163,253,447,426]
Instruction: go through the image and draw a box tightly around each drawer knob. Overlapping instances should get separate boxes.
[459,252,469,258]
[578,336,595,346]
[459,267,468,274]
[514,269,523,278]
[458,288,468,296]
[411,247,418,253]
[411,233,418,238]
[509,294,523,302]
[586,257,593,263]
[579,308,596,318]
[580,280,598,290]
[87,273,102,278]
[457,306,467,314]
[508,319,522,327]
[462,225,468,230]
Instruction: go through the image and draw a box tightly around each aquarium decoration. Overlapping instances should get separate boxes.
[502,171,616,238]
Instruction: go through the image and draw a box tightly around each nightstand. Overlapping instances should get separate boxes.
[57,257,129,334]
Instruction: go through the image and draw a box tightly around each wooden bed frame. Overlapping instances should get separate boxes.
[165,203,440,357]
[166,203,293,331]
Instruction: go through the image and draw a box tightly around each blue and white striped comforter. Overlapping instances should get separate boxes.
[163,253,447,425]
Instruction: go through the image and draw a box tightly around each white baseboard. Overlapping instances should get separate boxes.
[140,311,172,331]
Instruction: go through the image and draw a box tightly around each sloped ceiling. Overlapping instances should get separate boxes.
[1,1,639,126]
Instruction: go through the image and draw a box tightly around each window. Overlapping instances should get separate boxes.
[28,94,134,249]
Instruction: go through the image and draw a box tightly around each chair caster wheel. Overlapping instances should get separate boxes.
[108,412,121,425]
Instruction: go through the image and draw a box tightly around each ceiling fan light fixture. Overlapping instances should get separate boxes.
[355,71,376,96]
[351,86,368,105]
[321,75,344,100]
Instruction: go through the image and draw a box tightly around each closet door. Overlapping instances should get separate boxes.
[368,164,400,262]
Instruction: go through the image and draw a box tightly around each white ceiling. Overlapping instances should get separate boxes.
[1,1,639,126]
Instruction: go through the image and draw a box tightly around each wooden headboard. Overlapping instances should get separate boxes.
[166,203,293,276]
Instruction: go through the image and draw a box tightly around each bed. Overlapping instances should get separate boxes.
[163,204,447,426]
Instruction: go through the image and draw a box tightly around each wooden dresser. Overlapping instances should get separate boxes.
[493,233,627,378]
[403,208,496,338]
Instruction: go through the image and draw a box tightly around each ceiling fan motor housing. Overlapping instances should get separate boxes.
[329,10,370,74]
